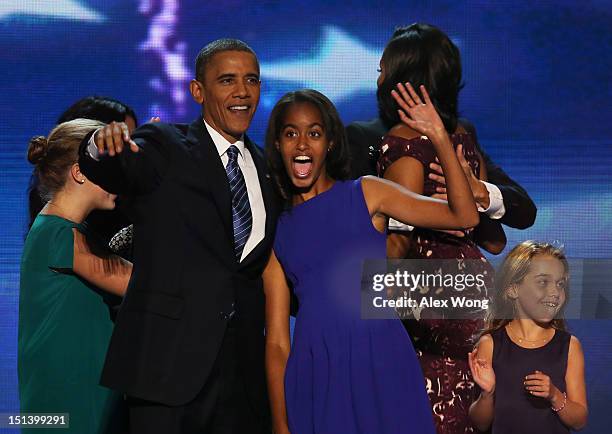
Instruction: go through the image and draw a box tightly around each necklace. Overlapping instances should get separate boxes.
[508,323,554,347]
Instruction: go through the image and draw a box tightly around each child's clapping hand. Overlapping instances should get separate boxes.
[468,348,496,395]
[524,370,561,401]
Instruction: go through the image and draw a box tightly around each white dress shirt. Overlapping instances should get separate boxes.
[87,121,266,262]
[203,121,266,262]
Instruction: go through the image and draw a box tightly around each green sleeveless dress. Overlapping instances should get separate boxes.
[18,214,123,433]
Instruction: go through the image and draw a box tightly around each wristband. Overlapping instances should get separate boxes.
[551,392,567,412]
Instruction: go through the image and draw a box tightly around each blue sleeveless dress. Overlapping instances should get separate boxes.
[273,179,435,434]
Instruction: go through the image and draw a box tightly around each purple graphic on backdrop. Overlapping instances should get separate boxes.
[139,0,191,120]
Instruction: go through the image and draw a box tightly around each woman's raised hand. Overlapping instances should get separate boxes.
[391,82,446,141]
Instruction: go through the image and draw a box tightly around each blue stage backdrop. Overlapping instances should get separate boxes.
[1,0,611,432]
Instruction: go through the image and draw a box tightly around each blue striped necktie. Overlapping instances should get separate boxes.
[225,145,252,261]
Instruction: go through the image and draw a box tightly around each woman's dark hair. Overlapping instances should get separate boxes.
[377,23,463,133]
[57,96,138,125]
[265,89,351,208]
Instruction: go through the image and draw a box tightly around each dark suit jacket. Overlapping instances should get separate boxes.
[346,117,537,229]
[79,118,279,416]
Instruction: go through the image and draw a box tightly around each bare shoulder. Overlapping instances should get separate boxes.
[360,175,382,195]
[361,175,393,191]
[475,333,495,358]
[387,123,421,140]
[569,335,584,356]
[360,175,391,214]
[477,333,494,346]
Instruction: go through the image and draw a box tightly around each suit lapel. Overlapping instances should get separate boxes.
[185,118,276,268]
[185,118,234,244]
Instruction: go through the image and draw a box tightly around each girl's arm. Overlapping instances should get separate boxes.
[72,229,131,296]
[362,83,478,230]
[557,336,589,429]
[473,154,507,254]
[382,156,423,258]
[525,336,588,430]
[263,250,292,434]
[468,334,496,431]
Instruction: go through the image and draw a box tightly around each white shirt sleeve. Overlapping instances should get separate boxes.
[478,181,506,219]
[388,218,414,232]
[85,128,103,161]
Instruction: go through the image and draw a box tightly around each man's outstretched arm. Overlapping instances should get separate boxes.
[79,121,171,196]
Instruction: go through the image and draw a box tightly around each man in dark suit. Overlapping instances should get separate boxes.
[79,39,277,434]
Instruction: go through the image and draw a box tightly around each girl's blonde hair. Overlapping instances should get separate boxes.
[480,240,569,338]
[27,118,105,200]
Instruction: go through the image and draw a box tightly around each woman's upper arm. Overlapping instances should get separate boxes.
[263,250,291,348]
[72,229,131,296]
[47,223,78,270]
[474,334,494,363]
[362,175,470,230]
[566,336,588,407]
[383,156,424,195]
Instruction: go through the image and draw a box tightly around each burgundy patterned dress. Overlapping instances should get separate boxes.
[378,132,493,434]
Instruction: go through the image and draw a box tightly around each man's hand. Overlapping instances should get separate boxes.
[94,121,139,157]
[428,144,490,210]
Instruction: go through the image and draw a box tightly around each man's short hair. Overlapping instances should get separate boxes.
[195,39,258,81]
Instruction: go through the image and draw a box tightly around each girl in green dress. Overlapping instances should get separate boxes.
[19,119,131,433]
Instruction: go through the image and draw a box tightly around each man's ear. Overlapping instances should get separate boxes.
[190,79,204,104]
[70,163,85,184]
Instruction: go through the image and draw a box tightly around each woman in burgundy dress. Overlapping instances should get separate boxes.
[376,24,507,433]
